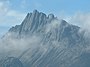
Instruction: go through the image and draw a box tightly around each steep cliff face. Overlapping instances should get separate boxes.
[1,10,89,67]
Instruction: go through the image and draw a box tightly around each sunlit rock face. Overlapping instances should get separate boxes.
[1,10,90,67]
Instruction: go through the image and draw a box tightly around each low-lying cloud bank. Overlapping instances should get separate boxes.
[0,34,42,58]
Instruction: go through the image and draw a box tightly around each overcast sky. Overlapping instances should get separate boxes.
[0,0,90,37]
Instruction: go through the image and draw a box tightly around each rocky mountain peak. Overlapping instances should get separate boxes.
[8,10,81,41]
[9,10,56,35]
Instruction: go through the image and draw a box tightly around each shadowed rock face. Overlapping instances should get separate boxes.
[70,53,90,67]
[0,57,23,67]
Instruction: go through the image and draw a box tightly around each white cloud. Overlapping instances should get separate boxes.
[70,12,90,27]
[58,11,90,31]
[0,1,26,26]
[66,12,90,38]
[45,19,61,33]
[56,11,90,39]
[0,34,42,57]
[0,0,26,36]
[0,0,9,15]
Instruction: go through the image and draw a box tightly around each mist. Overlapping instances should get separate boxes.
[66,12,90,52]
[58,12,90,39]
[0,33,42,58]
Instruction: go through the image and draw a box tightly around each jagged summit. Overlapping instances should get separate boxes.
[25,10,55,22]
[9,10,60,35]
[29,9,55,19]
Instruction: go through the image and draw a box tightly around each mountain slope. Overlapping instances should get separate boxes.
[0,57,23,67]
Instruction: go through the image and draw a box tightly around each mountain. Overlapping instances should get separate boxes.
[7,10,85,45]
[1,10,90,67]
